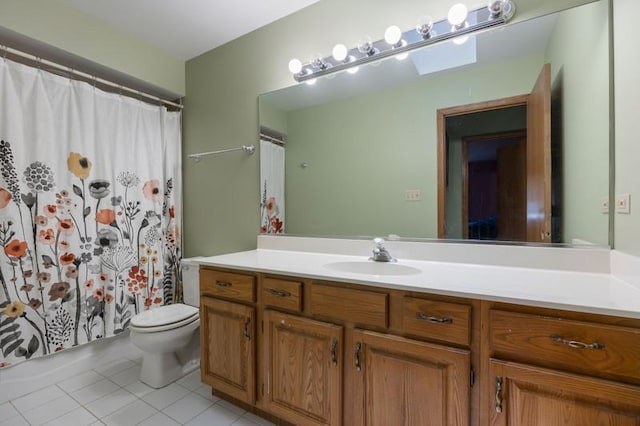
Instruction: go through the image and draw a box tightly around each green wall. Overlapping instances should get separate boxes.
[613,0,640,257]
[544,0,610,245]
[0,0,185,95]
[184,0,600,256]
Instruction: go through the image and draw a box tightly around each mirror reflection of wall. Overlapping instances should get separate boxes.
[258,0,610,246]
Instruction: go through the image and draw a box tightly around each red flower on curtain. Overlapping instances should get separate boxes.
[95,209,116,225]
[37,229,55,245]
[143,180,162,202]
[44,204,57,218]
[57,219,74,235]
[0,188,11,208]
[4,239,27,258]
[59,253,76,265]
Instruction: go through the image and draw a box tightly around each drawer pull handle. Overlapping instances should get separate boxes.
[330,338,338,367]
[355,342,362,372]
[215,280,232,288]
[416,312,453,324]
[269,289,291,298]
[244,318,251,339]
[495,376,503,413]
[550,335,605,350]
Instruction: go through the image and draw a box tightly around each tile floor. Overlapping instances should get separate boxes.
[0,353,275,426]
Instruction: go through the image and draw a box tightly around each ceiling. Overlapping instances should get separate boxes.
[60,0,320,60]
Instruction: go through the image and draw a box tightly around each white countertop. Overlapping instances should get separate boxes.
[190,248,640,320]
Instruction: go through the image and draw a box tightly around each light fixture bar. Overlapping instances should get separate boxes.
[292,2,515,82]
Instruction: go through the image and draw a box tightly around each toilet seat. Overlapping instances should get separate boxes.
[130,304,199,333]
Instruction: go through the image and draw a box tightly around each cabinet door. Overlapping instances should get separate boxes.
[200,297,255,404]
[352,329,470,426]
[263,310,343,426]
[489,359,640,426]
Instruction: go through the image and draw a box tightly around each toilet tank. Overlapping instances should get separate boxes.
[180,258,202,307]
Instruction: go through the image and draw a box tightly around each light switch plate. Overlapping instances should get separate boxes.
[404,189,421,201]
[601,197,609,214]
[615,193,631,214]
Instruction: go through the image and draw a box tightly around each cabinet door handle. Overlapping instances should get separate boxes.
[495,376,503,413]
[330,338,338,366]
[550,335,604,350]
[216,280,232,288]
[244,318,251,339]
[416,312,453,324]
[354,342,362,372]
[269,289,291,298]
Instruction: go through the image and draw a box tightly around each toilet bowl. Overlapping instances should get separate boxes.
[129,259,201,388]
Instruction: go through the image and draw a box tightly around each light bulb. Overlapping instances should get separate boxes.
[347,66,359,74]
[384,25,403,46]
[311,53,328,70]
[332,44,348,62]
[357,36,376,56]
[453,35,469,45]
[394,40,409,60]
[305,78,317,86]
[288,58,302,74]
[416,16,434,38]
[487,0,505,16]
[448,3,468,27]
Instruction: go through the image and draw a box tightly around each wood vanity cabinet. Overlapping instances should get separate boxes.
[199,269,256,405]
[483,304,640,426]
[352,329,470,426]
[262,310,343,426]
[199,266,640,426]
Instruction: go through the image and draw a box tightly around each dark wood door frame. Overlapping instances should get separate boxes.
[437,95,529,238]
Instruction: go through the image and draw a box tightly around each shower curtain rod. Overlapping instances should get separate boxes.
[188,144,256,162]
[0,45,183,109]
[260,133,285,146]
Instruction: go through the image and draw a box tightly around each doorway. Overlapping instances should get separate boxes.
[463,129,527,241]
[437,64,552,243]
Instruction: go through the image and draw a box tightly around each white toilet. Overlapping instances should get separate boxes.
[129,259,201,388]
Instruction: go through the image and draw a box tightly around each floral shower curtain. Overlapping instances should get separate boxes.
[259,139,284,234]
[0,58,182,368]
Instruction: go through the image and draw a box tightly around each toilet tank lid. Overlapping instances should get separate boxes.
[131,304,199,328]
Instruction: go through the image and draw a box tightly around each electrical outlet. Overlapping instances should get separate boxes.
[601,197,609,214]
[615,193,631,214]
[404,189,421,201]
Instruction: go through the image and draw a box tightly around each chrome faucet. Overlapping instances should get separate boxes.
[369,238,396,263]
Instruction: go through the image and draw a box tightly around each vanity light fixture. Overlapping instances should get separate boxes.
[288,1,516,82]
[448,3,469,28]
[385,25,409,60]
[488,0,509,17]
[288,58,303,75]
[311,53,329,71]
[416,15,435,39]
[357,36,377,56]
[332,44,349,62]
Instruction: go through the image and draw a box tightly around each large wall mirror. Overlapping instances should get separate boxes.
[258,0,610,247]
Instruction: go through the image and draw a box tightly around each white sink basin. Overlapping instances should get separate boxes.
[323,261,422,276]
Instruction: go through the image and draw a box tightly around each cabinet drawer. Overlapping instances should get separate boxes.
[200,269,255,303]
[262,277,302,312]
[310,282,388,328]
[402,297,471,346]
[490,309,640,382]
